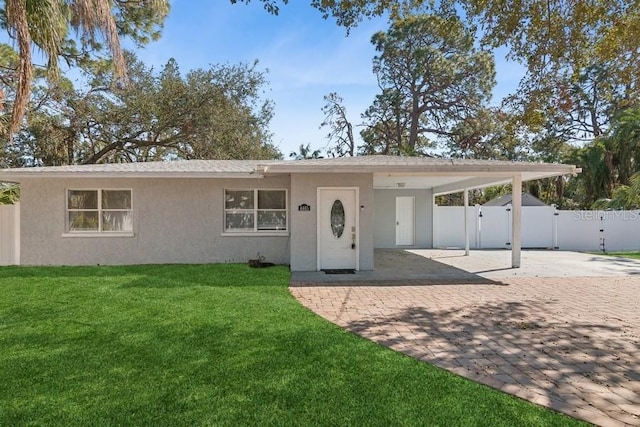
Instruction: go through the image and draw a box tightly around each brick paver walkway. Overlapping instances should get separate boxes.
[291,277,640,426]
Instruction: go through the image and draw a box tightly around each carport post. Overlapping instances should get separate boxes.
[512,174,522,268]
[464,188,470,256]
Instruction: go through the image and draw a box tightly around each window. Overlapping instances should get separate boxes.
[330,199,345,238]
[225,189,287,232]
[67,189,132,233]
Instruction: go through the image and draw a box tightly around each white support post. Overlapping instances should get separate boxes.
[432,194,438,248]
[511,175,522,268]
[552,205,559,250]
[464,188,470,256]
[476,204,482,249]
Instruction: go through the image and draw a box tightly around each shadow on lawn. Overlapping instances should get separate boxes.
[0,264,290,288]
[0,265,140,278]
[344,298,640,423]
[587,255,640,275]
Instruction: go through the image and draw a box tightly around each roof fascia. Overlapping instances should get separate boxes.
[0,172,263,181]
[432,167,581,195]
[262,163,579,175]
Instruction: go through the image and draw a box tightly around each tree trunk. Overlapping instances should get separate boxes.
[604,151,615,196]
[408,94,420,152]
[346,121,355,156]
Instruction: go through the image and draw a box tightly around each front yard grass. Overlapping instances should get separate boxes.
[602,251,640,260]
[0,264,584,426]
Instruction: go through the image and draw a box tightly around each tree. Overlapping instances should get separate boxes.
[0,182,19,204]
[573,107,640,204]
[445,107,533,161]
[235,0,426,28]
[1,0,169,137]
[563,64,620,140]
[360,88,413,155]
[289,143,322,159]
[567,140,613,207]
[457,0,640,97]
[607,108,640,186]
[511,61,640,151]
[320,92,355,157]
[593,172,640,210]
[3,54,281,166]
[363,14,495,155]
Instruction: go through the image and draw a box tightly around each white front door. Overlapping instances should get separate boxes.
[318,188,358,270]
[396,196,415,246]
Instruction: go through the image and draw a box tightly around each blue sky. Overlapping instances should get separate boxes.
[127,2,526,157]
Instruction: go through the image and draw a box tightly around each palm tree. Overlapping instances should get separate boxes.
[592,171,640,210]
[609,107,640,186]
[3,0,169,136]
[0,183,19,204]
[570,140,612,207]
[289,143,322,160]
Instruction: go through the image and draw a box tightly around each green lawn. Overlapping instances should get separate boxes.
[0,264,584,426]
[602,251,640,260]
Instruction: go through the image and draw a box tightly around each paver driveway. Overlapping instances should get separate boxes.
[291,252,640,427]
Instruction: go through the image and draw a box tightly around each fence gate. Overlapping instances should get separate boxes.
[478,206,511,248]
[520,206,555,248]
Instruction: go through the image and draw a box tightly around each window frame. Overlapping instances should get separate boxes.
[223,188,288,234]
[65,188,133,236]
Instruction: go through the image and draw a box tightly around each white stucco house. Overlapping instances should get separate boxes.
[0,155,579,270]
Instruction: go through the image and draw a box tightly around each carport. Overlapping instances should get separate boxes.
[369,158,580,268]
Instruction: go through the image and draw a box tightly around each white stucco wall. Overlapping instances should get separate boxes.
[19,176,291,265]
[373,189,433,249]
[0,203,20,265]
[289,173,374,271]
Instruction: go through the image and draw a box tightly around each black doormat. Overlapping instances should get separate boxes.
[322,269,356,274]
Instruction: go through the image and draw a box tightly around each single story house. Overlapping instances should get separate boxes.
[0,155,579,270]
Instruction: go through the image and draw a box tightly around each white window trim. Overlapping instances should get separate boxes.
[220,231,289,237]
[65,188,133,236]
[62,232,135,238]
[223,188,288,235]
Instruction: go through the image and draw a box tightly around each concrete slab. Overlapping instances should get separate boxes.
[290,249,640,285]
[409,249,640,279]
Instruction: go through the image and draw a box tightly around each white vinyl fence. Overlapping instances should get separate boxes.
[434,205,640,252]
[0,203,20,265]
